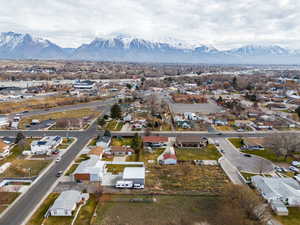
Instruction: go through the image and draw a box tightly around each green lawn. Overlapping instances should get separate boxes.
[111,137,133,146]
[105,120,123,131]
[27,193,59,225]
[275,208,300,225]
[240,172,257,181]
[75,154,90,163]
[74,195,97,225]
[228,138,243,149]
[241,149,293,163]
[65,164,79,176]
[176,144,221,160]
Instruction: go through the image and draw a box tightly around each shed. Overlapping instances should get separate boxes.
[122,167,145,185]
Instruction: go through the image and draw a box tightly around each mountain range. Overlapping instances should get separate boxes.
[1,31,300,64]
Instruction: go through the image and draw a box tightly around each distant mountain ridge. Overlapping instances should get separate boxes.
[0,31,300,64]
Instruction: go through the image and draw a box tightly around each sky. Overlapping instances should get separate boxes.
[0,0,299,49]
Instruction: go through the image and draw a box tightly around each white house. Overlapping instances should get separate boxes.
[122,167,145,185]
[49,190,89,217]
[30,136,62,155]
[73,155,105,182]
[0,116,9,128]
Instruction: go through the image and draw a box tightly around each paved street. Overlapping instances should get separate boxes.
[215,138,274,174]
[0,104,111,225]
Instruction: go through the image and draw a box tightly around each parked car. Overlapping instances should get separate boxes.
[289,166,300,173]
[133,183,144,189]
[292,161,300,168]
[275,166,284,172]
[115,180,133,188]
[243,154,252,158]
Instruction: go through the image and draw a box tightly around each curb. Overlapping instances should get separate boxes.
[0,137,77,220]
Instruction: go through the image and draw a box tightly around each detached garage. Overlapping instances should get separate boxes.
[122,167,145,185]
[73,155,105,182]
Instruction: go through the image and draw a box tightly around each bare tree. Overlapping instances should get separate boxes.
[215,184,269,225]
[264,133,300,161]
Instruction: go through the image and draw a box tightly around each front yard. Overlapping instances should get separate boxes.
[176,144,221,160]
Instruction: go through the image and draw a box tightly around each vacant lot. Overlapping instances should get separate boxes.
[146,165,228,194]
[19,108,99,129]
[94,195,218,225]
[0,95,104,114]
[0,159,51,178]
[176,144,220,160]
[0,192,20,214]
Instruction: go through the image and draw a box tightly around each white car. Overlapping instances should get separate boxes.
[115,180,133,188]
[292,161,300,168]
[133,183,144,189]
[289,166,300,173]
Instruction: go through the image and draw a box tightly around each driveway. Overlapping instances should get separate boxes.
[215,138,274,174]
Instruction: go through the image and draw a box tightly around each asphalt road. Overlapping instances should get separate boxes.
[0,104,110,225]
[215,138,274,173]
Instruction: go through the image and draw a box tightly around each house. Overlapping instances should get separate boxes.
[159,153,177,165]
[0,116,9,128]
[56,118,84,129]
[96,135,111,148]
[29,136,62,155]
[88,146,104,159]
[252,175,300,215]
[48,190,89,217]
[271,199,289,216]
[108,146,134,156]
[241,138,264,150]
[142,136,169,148]
[123,114,132,122]
[73,155,105,182]
[0,140,10,158]
[176,136,208,148]
[73,80,95,89]
[122,167,145,185]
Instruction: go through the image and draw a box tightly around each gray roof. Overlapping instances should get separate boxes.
[252,175,300,200]
[50,190,81,211]
[123,167,145,179]
[73,155,105,175]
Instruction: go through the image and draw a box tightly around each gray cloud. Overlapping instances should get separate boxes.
[0,0,299,49]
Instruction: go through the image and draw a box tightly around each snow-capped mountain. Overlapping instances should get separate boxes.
[0,32,65,59]
[226,45,291,56]
[1,31,300,64]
